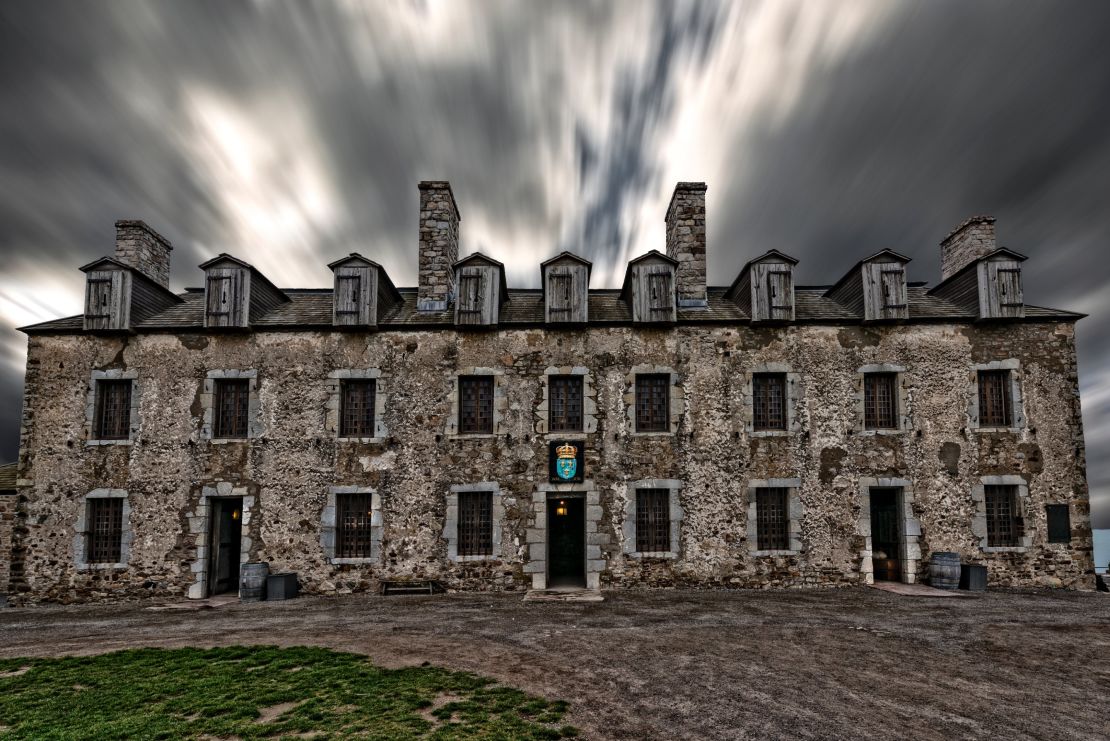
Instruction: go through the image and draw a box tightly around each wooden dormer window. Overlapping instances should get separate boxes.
[998,267,1023,307]
[767,269,793,318]
[647,270,673,320]
[82,264,132,331]
[542,252,591,324]
[457,272,484,325]
[547,273,572,321]
[334,274,362,321]
[881,267,907,310]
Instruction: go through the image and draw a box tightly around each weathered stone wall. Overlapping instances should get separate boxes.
[9,319,1094,603]
[0,494,14,599]
[416,182,460,312]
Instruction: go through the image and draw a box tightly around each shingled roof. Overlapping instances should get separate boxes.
[18,283,1081,334]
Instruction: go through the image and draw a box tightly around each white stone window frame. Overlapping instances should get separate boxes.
[322,485,383,565]
[526,480,604,590]
[855,477,922,585]
[746,478,804,557]
[968,359,1026,432]
[445,367,507,438]
[200,369,262,441]
[536,366,598,438]
[443,482,505,563]
[73,488,132,571]
[741,363,802,438]
[326,369,389,442]
[85,370,140,446]
[621,479,684,560]
[187,482,256,599]
[972,475,1033,553]
[855,363,911,435]
[624,364,684,437]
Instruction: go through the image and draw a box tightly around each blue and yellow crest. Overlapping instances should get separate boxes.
[555,442,578,480]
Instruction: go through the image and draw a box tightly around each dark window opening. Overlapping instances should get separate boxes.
[753,373,787,431]
[635,374,670,433]
[864,373,898,430]
[1046,504,1071,544]
[756,487,790,551]
[978,370,1013,427]
[549,375,584,433]
[985,485,1022,547]
[94,380,132,440]
[458,491,494,557]
[214,379,250,439]
[635,488,670,553]
[87,497,123,564]
[459,376,494,434]
[340,379,377,437]
[336,492,375,559]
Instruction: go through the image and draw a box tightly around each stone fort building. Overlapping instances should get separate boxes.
[2,181,1095,603]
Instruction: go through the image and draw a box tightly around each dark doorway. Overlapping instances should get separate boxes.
[547,495,585,588]
[870,488,902,582]
[208,498,243,596]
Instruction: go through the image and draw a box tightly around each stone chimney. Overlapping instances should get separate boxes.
[940,215,996,280]
[115,220,172,288]
[417,181,461,312]
[665,182,707,307]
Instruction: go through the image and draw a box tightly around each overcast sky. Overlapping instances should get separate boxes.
[0,1,1107,526]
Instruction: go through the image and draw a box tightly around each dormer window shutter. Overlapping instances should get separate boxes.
[548,273,572,319]
[881,267,907,310]
[767,269,793,317]
[998,268,1023,307]
[648,270,672,319]
[86,277,113,324]
[82,266,132,331]
[335,274,361,318]
[457,271,483,324]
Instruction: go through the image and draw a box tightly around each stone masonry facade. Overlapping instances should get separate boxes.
[3,181,1094,603]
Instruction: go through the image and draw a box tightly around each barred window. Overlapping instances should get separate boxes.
[87,498,123,564]
[94,380,132,440]
[458,376,494,434]
[340,379,376,437]
[213,379,250,439]
[978,370,1012,427]
[635,488,670,553]
[458,491,493,556]
[753,374,787,431]
[635,374,669,433]
[864,373,898,430]
[756,487,790,551]
[549,375,584,433]
[336,493,374,559]
[985,485,1021,547]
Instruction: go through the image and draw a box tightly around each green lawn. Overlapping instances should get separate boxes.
[0,646,577,740]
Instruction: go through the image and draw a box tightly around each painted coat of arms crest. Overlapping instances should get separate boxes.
[548,441,584,482]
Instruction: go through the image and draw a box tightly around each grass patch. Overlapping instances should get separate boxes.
[0,646,577,740]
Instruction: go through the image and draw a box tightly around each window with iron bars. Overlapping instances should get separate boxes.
[548,375,584,433]
[755,487,790,551]
[752,373,787,431]
[336,493,375,559]
[635,374,669,433]
[985,485,1021,547]
[340,379,376,437]
[458,376,494,434]
[977,370,1012,427]
[864,373,898,430]
[87,498,123,564]
[214,379,250,439]
[635,488,671,553]
[94,380,132,440]
[457,491,493,557]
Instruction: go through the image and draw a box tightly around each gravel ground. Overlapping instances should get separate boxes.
[0,588,1106,740]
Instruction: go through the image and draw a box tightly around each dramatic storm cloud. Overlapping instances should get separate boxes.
[0,1,1107,525]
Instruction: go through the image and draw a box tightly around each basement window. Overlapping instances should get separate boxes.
[457,491,494,557]
[635,488,671,554]
[336,492,375,559]
[755,487,790,551]
[87,497,124,564]
[985,485,1022,547]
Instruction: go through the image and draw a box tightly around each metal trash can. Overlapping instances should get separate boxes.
[959,563,987,592]
[266,572,299,601]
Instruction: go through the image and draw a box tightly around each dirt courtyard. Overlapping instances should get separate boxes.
[0,587,1106,740]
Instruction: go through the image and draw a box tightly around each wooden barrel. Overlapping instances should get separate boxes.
[239,562,269,602]
[929,552,961,590]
